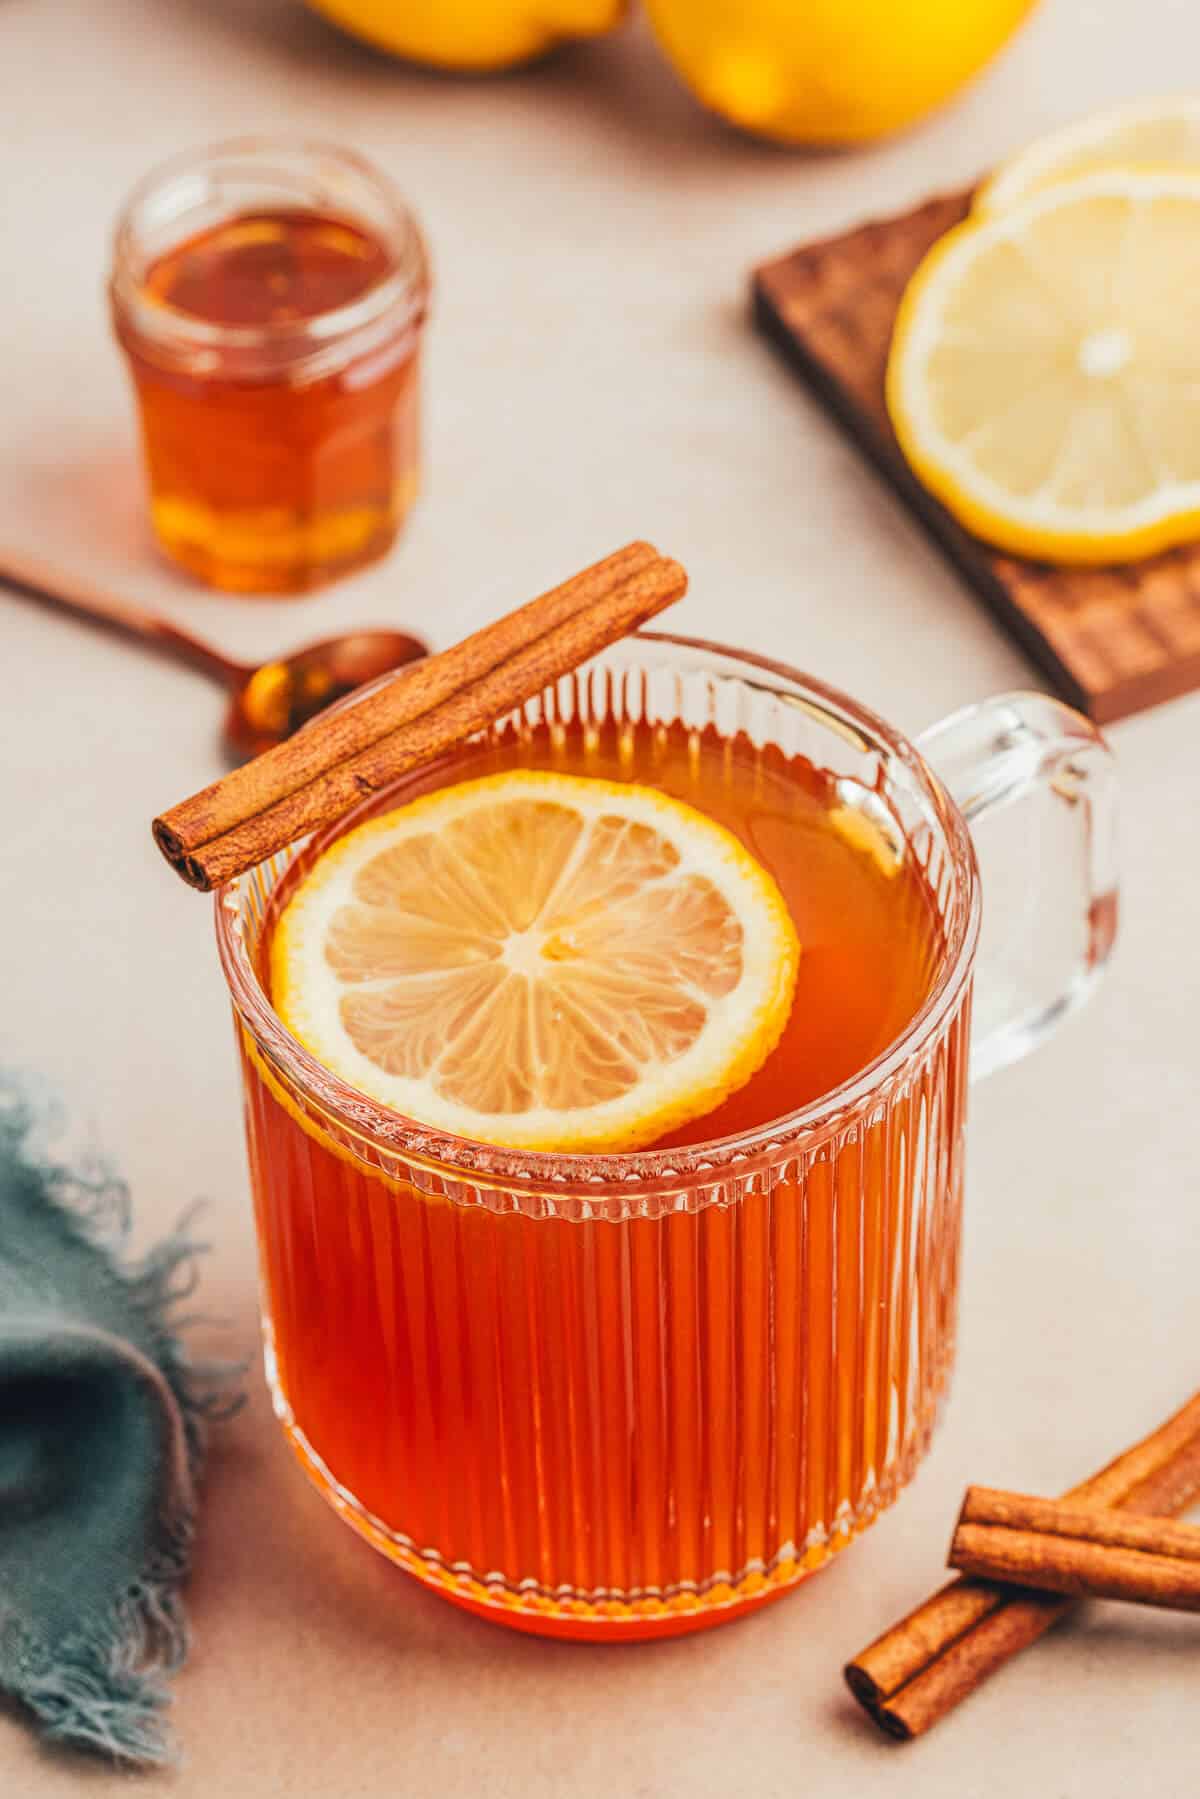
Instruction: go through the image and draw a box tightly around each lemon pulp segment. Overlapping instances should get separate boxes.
[273,771,800,1152]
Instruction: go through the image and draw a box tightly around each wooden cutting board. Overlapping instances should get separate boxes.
[753,188,1200,725]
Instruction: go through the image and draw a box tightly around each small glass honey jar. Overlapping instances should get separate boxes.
[110,139,430,595]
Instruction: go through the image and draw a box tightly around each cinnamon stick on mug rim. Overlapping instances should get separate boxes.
[155,539,659,864]
[153,542,687,892]
[950,1486,1200,1613]
[844,1387,1200,1740]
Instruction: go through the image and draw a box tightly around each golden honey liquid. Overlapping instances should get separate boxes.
[119,210,420,594]
[242,717,960,1636]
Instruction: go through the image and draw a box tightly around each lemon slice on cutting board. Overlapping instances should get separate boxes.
[272,771,799,1153]
[978,95,1200,213]
[887,170,1200,565]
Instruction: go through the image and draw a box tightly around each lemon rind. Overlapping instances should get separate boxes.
[888,169,1200,565]
[272,771,800,1154]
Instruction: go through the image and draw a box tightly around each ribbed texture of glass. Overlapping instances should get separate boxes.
[222,642,977,1638]
[241,990,968,1635]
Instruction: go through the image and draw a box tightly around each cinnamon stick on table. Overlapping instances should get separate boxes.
[844,1388,1200,1740]
[950,1486,1200,1613]
[154,542,687,892]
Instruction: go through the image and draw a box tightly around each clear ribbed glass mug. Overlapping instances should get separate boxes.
[216,638,1117,1639]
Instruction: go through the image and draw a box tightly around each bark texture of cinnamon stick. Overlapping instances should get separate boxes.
[153,542,686,891]
[950,1486,1200,1612]
[844,1388,1200,1740]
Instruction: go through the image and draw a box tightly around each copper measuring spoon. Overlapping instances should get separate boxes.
[2,548,428,758]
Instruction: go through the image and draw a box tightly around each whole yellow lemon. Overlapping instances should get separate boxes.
[643,0,1038,144]
[306,0,627,70]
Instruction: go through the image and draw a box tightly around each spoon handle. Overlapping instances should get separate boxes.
[0,547,246,686]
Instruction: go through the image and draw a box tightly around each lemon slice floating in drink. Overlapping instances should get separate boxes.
[272,771,799,1152]
[887,170,1200,564]
[977,94,1200,212]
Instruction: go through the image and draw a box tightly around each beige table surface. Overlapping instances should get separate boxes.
[3,1,1199,1792]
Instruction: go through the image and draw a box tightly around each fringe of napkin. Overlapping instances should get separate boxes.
[1,1084,242,1764]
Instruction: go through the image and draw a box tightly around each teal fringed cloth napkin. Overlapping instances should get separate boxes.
[0,1082,238,1764]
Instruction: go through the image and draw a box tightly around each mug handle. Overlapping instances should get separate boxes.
[916,691,1118,1083]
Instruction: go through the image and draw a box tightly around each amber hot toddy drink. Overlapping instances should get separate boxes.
[217,636,1116,1639]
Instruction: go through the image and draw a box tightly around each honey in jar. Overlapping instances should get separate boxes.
[110,141,430,595]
